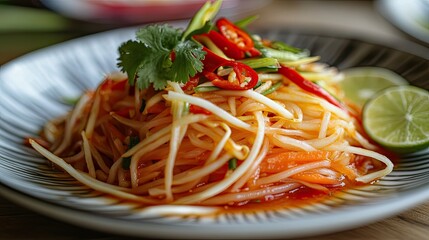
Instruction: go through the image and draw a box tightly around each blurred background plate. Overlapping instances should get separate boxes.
[377,0,429,45]
[40,0,270,23]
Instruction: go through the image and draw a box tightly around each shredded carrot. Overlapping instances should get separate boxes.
[104,122,126,142]
[291,171,340,185]
[101,123,122,159]
[146,102,166,114]
[260,151,331,173]
[91,133,113,158]
[114,106,134,118]
[100,78,128,92]
[331,162,357,180]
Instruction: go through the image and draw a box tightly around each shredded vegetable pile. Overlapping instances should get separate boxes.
[29,0,393,212]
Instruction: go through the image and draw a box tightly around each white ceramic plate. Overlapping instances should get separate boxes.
[1,26,429,239]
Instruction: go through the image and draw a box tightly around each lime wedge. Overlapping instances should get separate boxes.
[340,67,408,107]
[363,86,429,153]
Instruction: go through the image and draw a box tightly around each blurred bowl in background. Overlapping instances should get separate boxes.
[377,0,429,44]
[40,0,269,24]
[414,0,429,24]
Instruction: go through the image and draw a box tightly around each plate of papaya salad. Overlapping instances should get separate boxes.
[1,0,429,239]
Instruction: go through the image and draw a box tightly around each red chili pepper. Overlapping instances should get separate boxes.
[189,104,212,115]
[205,62,258,90]
[206,30,245,59]
[181,75,200,91]
[201,47,230,73]
[170,51,176,61]
[217,17,254,52]
[278,66,348,112]
[202,47,259,90]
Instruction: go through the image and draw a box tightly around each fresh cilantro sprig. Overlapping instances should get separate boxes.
[117,0,222,90]
[117,25,205,90]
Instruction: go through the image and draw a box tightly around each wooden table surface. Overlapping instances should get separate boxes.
[1,1,428,239]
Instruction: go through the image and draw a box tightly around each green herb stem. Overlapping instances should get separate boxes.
[271,41,302,54]
[238,57,279,69]
[122,136,140,170]
[194,85,221,93]
[228,158,237,170]
[260,47,309,61]
[139,99,146,113]
[234,15,259,28]
[182,0,222,41]
[261,81,283,95]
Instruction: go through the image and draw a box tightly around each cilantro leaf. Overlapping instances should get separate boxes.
[136,24,181,51]
[117,40,147,86]
[135,51,171,90]
[171,41,206,84]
